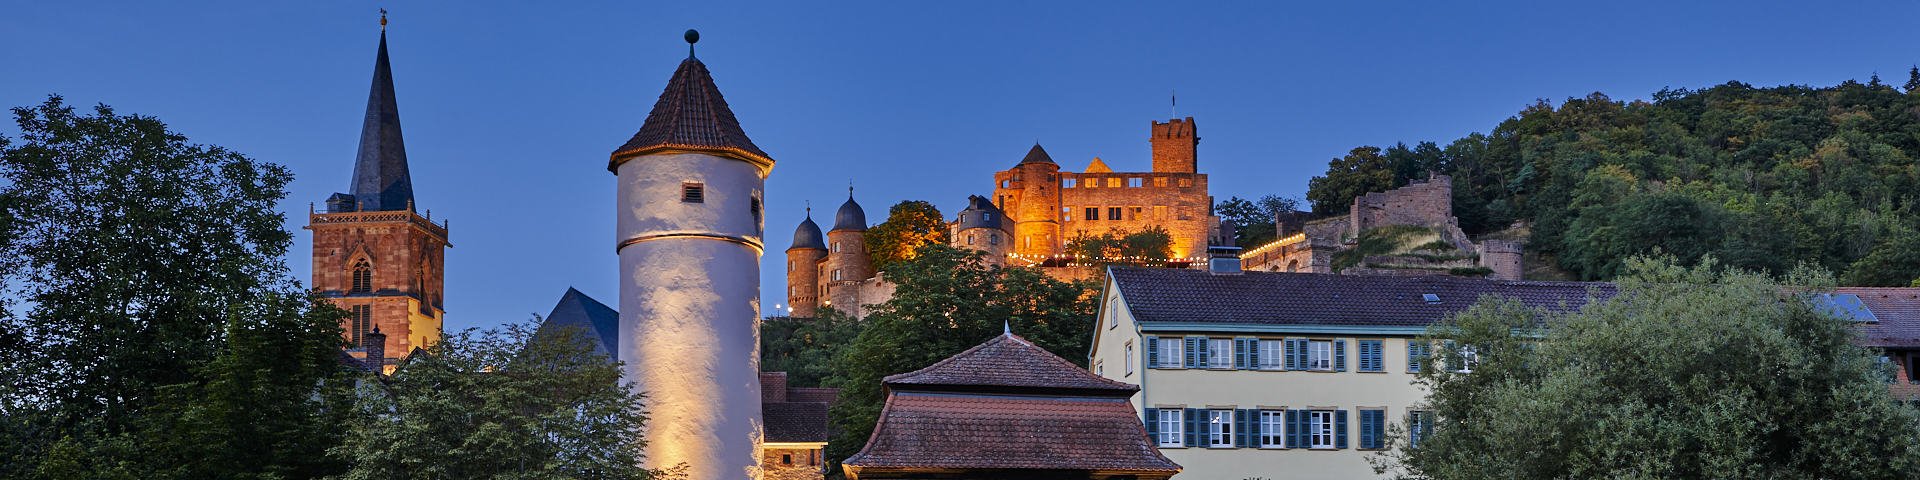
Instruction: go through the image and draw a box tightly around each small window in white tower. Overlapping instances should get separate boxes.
[681,183,704,203]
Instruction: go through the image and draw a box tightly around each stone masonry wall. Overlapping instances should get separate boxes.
[762,448,824,480]
[309,212,447,366]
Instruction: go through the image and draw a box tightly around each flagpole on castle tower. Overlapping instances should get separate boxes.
[1172,90,1176,119]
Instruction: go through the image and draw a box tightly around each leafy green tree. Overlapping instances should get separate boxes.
[1373,256,1920,479]
[333,321,655,480]
[0,96,346,478]
[760,307,865,388]
[1306,146,1395,215]
[1843,229,1920,287]
[1216,195,1299,247]
[823,244,1097,469]
[1065,225,1174,268]
[863,200,948,271]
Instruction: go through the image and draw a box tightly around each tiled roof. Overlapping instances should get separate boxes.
[884,334,1138,394]
[788,387,839,408]
[610,56,771,171]
[1836,287,1920,348]
[535,288,619,358]
[1109,267,1613,327]
[763,401,831,443]
[1017,144,1055,166]
[789,215,826,251]
[832,196,867,232]
[843,393,1179,472]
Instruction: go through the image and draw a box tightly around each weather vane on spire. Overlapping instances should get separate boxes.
[380,9,387,31]
[848,181,854,198]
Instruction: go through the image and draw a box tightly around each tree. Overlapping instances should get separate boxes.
[333,321,656,480]
[1843,230,1920,287]
[1065,226,1175,268]
[0,96,347,478]
[1306,146,1395,215]
[1905,66,1920,93]
[863,200,948,271]
[823,244,1097,469]
[1373,256,1920,479]
[760,307,865,388]
[1216,195,1299,247]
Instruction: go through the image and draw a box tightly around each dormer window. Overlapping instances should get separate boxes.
[682,183,704,203]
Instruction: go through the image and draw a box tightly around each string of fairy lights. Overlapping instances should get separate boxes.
[1003,252,1213,266]
[1237,233,1308,259]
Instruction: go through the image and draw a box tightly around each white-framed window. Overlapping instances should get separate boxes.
[1095,360,1103,376]
[1459,346,1478,373]
[831,242,840,253]
[1309,340,1333,371]
[1125,341,1135,376]
[1260,411,1285,447]
[1309,411,1335,449]
[1408,410,1432,447]
[1157,409,1183,447]
[1159,337,1183,368]
[1208,338,1232,369]
[1259,339,1283,370]
[1208,410,1234,447]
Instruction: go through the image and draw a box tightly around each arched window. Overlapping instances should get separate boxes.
[350,259,373,293]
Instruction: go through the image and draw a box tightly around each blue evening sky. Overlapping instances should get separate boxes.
[5,1,1917,332]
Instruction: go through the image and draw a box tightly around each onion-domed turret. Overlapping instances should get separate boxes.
[832,197,867,232]
[790,215,826,251]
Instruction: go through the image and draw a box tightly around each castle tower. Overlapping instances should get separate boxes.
[1150,117,1198,173]
[950,195,1013,268]
[785,210,826,318]
[1479,240,1524,281]
[610,31,771,479]
[991,144,1062,258]
[820,195,871,313]
[306,21,449,373]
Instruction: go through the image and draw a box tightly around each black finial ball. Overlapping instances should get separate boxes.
[685,29,699,44]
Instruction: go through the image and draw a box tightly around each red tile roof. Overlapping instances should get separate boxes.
[846,334,1177,475]
[1835,287,1920,349]
[844,393,1178,472]
[610,56,771,171]
[763,401,831,443]
[883,334,1137,394]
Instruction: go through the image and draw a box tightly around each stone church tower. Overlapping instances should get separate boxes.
[307,22,449,372]
[610,31,771,479]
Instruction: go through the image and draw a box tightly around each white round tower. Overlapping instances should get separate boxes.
[609,30,772,480]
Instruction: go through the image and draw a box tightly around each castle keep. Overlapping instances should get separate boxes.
[993,118,1217,264]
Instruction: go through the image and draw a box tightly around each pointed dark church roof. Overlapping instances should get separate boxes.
[790,213,826,251]
[1016,143,1055,166]
[535,288,620,358]
[610,54,773,172]
[347,30,415,212]
[832,196,867,232]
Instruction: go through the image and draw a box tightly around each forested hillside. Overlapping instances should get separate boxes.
[1306,72,1920,285]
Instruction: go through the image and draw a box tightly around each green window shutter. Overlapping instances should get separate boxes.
[1184,408,1198,447]
[1234,409,1247,447]
[1283,339,1297,370]
[1296,339,1310,370]
[1248,339,1261,369]
[1335,409,1348,449]
[1334,340,1347,371]
[1144,408,1159,442]
[1146,336,1159,368]
[1196,337,1209,367]
[1234,338,1247,369]
[1184,337,1197,368]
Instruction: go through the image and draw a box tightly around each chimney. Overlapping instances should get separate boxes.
[1209,246,1242,275]
[364,324,387,372]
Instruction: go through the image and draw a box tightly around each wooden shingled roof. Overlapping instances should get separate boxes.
[610,56,772,172]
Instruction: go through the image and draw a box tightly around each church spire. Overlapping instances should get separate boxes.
[348,24,415,212]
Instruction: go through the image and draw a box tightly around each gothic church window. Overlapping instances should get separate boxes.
[350,259,373,293]
[350,304,371,348]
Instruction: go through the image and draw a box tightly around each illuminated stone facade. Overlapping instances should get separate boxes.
[993,118,1218,264]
